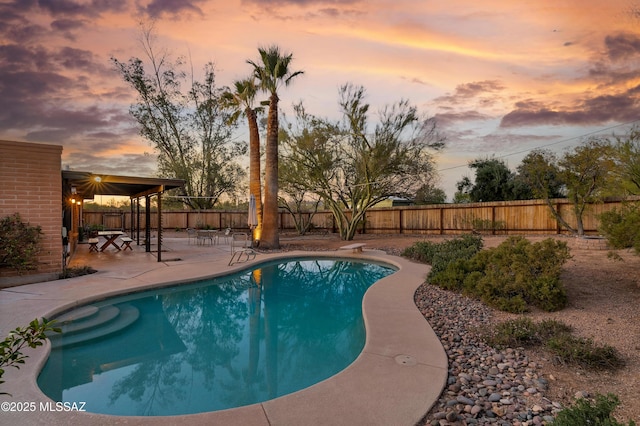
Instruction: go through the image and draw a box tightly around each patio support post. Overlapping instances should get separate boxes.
[136,197,141,245]
[145,195,151,253]
[157,191,162,262]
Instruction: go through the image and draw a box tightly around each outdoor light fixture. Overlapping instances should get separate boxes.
[94,176,102,183]
[71,186,77,194]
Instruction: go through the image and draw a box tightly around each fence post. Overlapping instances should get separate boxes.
[491,206,496,235]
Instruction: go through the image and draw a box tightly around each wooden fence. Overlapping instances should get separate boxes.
[82,197,639,236]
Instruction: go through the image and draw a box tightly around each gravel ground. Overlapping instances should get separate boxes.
[280,233,640,425]
[415,284,561,425]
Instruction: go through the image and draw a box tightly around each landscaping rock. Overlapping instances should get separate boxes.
[415,284,564,425]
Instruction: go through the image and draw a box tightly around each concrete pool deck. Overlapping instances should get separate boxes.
[0,234,447,426]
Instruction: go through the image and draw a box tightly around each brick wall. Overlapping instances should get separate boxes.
[0,140,63,286]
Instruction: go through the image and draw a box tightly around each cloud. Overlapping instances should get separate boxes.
[63,152,158,177]
[499,31,640,129]
[435,110,490,127]
[0,22,48,44]
[0,1,124,43]
[500,88,640,127]
[0,42,111,75]
[50,18,87,40]
[242,0,358,5]
[434,80,505,104]
[241,0,363,21]
[604,32,640,62]
[138,0,206,18]
[37,0,128,17]
[54,46,111,74]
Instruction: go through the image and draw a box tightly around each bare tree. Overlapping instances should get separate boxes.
[112,24,246,209]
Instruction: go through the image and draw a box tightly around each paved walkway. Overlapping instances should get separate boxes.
[0,233,447,426]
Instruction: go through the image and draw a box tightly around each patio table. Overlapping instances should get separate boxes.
[97,231,124,252]
[197,229,218,245]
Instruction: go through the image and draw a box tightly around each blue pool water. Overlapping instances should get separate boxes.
[38,258,395,416]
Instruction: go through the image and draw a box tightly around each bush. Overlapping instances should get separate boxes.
[484,318,573,349]
[536,318,573,340]
[0,213,43,274]
[554,393,635,426]
[598,204,640,255]
[402,234,484,280]
[431,236,571,312]
[546,334,625,370]
[59,266,98,279]
[484,318,623,370]
[1,318,60,396]
[484,317,542,348]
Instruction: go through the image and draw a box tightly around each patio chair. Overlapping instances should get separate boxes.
[186,228,198,245]
[220,228,232,244]
[120,236,134,251]
[197,230,215,246]
[88,237,99,253]
[229,233,256,265]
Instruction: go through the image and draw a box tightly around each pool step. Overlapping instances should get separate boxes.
[48,304,140,349]
[56,305,100,323]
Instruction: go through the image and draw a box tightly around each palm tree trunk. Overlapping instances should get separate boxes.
[261,93,280,248]
[247,108,263,242]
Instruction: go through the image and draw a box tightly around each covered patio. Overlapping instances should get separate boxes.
[62,171,184,262]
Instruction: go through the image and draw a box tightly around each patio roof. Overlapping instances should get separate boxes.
[62,170,184,199]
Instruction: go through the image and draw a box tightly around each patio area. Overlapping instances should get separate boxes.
[0,231,447,426]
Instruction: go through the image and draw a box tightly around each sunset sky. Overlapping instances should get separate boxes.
[2,0,640,199]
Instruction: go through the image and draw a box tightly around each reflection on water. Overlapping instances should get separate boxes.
[38,258,395,416]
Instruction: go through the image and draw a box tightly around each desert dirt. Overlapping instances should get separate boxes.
[279,232,640,424]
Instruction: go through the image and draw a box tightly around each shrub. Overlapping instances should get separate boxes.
[536,318,573,340]
[483,317,572,349]
[469,217,506,233]
[0,213,43,274]
[546,334,625,370]
[554,393,635,426]
[484,317,541,348]
[59,265,98,279]
[431,236,571,312]
[1,318,61,396]
[484,318,623,371]
[406,235,571,312]
[429,236,483,275]
[402,234,484,268]
[598,204,640,255]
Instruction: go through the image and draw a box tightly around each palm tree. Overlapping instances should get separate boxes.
[247,45,303,249]
[222,78,263,241]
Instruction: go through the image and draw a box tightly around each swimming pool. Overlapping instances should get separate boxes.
[37,258,396,416]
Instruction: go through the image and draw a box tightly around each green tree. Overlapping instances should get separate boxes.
[517,149,565,200]
[223,78,264,240]
[560,138,615,235]
[414,183,447,204]
[516,148,572,229]
[247,45,304,249]
[518,142,614,235]
[453,176,473,203]
[280,85,445,240]
[112,25,246,210]
[456,157,531,202]
[612,126,640,195]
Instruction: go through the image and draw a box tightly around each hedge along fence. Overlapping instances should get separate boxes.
[82,197,640,236]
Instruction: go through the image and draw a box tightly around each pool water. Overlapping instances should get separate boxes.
[38,258,396,416]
